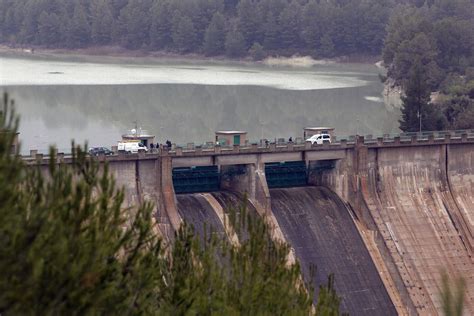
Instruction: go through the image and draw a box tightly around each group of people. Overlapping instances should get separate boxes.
[149,138,295,150]
[263,137,293,147]
[149,140,172,150]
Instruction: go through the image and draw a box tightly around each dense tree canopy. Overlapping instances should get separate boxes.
[383,1,474,89]
[382,0,474,131]
[0,0,396,58]
[399,59,445,132]
[2,0,470,63]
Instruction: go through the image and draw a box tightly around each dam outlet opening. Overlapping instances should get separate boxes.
[172,166,220,194]
[265,161,307,188]
[265,160,336,189]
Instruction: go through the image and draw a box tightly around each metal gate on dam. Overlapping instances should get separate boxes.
[23,131,474,315]
[172,166,220,193]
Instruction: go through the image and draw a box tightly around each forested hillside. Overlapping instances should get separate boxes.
[383,0,474,89]
[2,0,471,64]
[381,0,474,131]
[1,0,396,59]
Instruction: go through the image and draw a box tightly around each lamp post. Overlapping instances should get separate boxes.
[418,108,422,133]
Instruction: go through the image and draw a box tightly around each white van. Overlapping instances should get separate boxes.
[306,133,331,145]
[118,141,148,153]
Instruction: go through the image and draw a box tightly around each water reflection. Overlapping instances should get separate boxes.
[0,55,400,154]
[5,83,399,154]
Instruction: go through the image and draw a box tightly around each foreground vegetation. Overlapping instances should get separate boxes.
[0,94,342,314]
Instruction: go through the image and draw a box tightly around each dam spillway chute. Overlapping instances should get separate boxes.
[172,166,219,194]
[176,193,227,243]
[176,191,259,245]
[270,186,397,315]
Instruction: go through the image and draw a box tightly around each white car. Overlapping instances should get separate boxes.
[306,133,331,145]
[118,141,148,153]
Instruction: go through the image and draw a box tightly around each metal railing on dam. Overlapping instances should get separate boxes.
[20,129,474,165]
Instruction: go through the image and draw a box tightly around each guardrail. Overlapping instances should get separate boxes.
[20,129,474,161]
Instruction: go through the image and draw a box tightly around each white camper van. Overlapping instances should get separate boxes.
[118,141,148,154]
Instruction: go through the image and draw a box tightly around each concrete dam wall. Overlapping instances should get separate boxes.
[25,136,474,315]
[318,141,474,314]
[360,144,474,314]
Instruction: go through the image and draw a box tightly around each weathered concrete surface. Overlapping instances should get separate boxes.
[210,191,258,242]
[448,144,474,252]
[176,191,258,245]
[176,193,227,242]
[201,193,240,246]
[108,160,139,208]
[313,149,412,315]
[159,156,182,235]
[270,186,396,315]
[172,156,213,168]
[220,165,296,264]
[361,145,474,315]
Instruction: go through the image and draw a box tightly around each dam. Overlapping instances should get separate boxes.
[23,131,474,315]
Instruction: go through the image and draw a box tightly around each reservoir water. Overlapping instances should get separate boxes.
[0,54,400,154]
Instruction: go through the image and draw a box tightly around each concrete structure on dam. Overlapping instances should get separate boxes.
[23,131,474,315]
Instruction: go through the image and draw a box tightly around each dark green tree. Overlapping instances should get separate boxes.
[358,0,390,54]
[0,94,166,314]
[149,0,173,49]
[392,32,442,89]
[383,7,432,71]
[278,0,301,50]
[117,0,152,49]
[433,18,474,73]
[263,12,280,51]
[249,42,265,61]
[399,60,433,132]
[171,14,197,53]
[91,0,114,44]
[0,1,24,42]
[438,78,474,129]
[301,1,322,51]
[191,0,224,47]
[37,11,62,47]
[203,12,226,56]
[68,2,91,48]
[237,0,262,48]
[319,34,335,58]
[316,274,340,316]
[18,1,41,44]
[225,28,246,57]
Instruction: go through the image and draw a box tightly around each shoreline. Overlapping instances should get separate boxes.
[0,44,380,67]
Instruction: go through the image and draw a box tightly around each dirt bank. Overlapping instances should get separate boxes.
[0,44,379,67]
